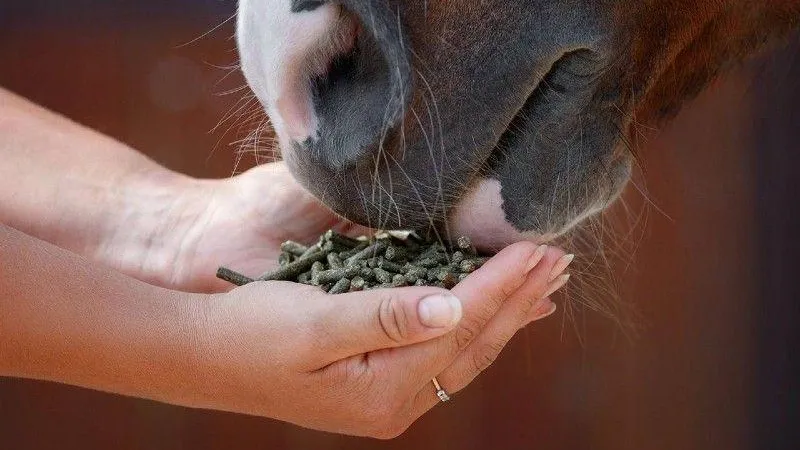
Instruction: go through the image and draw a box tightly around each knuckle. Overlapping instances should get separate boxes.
[517,295,538,318]
[470,339,506,373]
[498,282,518,300]
[483,292,506,317]
[472,293,506,327]
[377,294,409,344]
[454,318,481,351]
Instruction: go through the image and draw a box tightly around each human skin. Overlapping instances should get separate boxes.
[0,88,571,437]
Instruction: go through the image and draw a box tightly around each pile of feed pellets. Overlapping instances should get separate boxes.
[216,230,489,294]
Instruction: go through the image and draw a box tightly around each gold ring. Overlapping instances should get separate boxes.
[431,377,450,402]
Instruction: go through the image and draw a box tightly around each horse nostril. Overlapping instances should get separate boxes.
[238,0,412,171]
[291,0,327,13]
[296,0,412,171]
[237,1,359,144]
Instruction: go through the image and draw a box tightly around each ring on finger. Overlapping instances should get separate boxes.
[431,377,451,403]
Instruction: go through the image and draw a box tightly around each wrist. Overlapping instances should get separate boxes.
[93,167,218,289]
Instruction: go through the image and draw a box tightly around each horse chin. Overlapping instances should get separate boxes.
[447,178,558,252]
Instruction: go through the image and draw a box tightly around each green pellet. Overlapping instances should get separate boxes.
[360,267,376,281]
[315,267,360,285]
[278,252,294,266]
[311,261,325,278]
[299,243,322,259]
[350,276,366,291]
[391,274,408,287]
[373,267,393,284]
[345,240,388,266]
[457,236,476,255]
[416,257,442,268]
[323,230,361,249]
[460,257,490,273]
[320,240,336,253]
[328,278,351,295]
[280,240,309,256]
[426,268,440,282]
[384,245,408,261]
[406,266,427,280]
[259,250,328,281]
[216,267,254,286]
[326,252,344,269]
[451,251,465,264]
[218,229,491,292]
[378,259,407,274]
[338,241,369,259]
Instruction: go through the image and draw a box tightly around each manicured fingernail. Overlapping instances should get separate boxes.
[520,300,556,329]
[526,245,548,272]
[419,294,463,328]
[544,274,570,298]
[548,254,575,282]
[534,301,558,320]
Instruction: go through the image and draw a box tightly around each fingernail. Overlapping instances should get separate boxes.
[548,254,575,282]
[534,301,557,319]
[520,300,556,329]
[419,294,463,328]
[543,273,570,298]
[526,245,548,272]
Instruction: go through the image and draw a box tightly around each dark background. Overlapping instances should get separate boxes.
[1,2,798,449]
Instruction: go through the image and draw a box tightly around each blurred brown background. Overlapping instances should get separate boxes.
[1,2,798,449]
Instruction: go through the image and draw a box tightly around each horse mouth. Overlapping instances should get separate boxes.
[265,8,624,239]
[293,50,574,230]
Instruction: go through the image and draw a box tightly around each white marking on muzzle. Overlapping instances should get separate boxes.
[448,179,549,251]
[237,1,356,145]
[448,178,611,249]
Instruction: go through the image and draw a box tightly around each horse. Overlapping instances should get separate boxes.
[236,0,799,250]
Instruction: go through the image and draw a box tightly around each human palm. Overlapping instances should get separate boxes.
[165,162,370,293]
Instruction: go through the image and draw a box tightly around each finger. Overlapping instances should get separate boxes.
[385,242,555,382]
[520,298,558,329]
[516,272,571,329]
[408,251,572,417]
[312,286,464,363]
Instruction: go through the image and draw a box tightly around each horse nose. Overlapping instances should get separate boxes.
[237,1,355,143]
[237,1,412,171]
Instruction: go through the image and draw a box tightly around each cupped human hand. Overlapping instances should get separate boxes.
[143,162,372,293]
[179,242,570,438]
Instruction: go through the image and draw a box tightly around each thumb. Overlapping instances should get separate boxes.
[317,287,463,361]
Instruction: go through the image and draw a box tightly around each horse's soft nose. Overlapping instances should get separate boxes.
[237,1,357,143]
[237,0,412,171]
